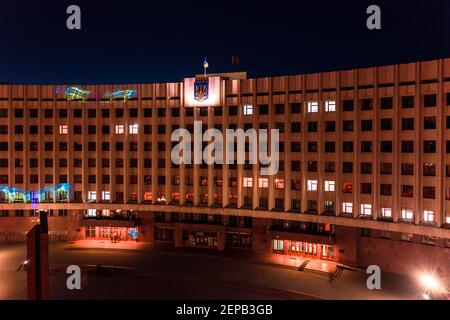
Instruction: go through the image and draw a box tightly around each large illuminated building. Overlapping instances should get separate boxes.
[0,58,449,276]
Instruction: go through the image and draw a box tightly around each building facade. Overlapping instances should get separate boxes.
[0,58,449,276]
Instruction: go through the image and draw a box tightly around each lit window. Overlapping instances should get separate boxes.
[88,191,96,201]
[342,202,353,214]
[324,180,335,192]
[144,192,152,201]
[325,100,336,112]
[423,210,434,222]
[275,178,285,189]
[86,209,97,217]
[243,104,253,115]
[361,204,372,216]
[129,124,138,134]
[401,208,414,220]
[307,180,318,191]
[59,125,68,134]
[101,209,110,216]
[273,239,284,252]
[115,125,124,134]
[381,207,392,218]
[102,191,110,201]
[307,101,318,113]
[258,178,269,188]
[243,177,253,188]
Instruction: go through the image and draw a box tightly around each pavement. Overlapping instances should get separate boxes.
[0,242,423,300]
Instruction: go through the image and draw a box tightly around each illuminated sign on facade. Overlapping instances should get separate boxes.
[184,76,221,107]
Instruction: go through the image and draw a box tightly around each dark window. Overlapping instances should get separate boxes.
[401,163,414,175]
[73,125,82,134]
[172,108,180,117]
[102,125,110,134]
[423,164,436,176]
[73,142,82,151]
[88,142,96,151]
[424,117,436,129]
[325,121,335,132]
[291,161,301,171]
[15,109,24,118]
[360,183,372,194]
[342,162,353,173]
[291,122,301,133]
[308,142,317,152]
[380,97,393,109]
[275,104,285,114]
[380,162,392,175]
[143,108,152,117]
[115,109,124,118]
[361,99,373,111]
[423,94,436,107]
[324,141,335,153]
[308,121,317,132]
[73,109,82,118]
[343,120,353,131]
[402,96,414,108]
[361,120,372,131]
[342,141,353,152]
[29,125,38,134]
[361,141,372,153]
[102,109,110,118]
[423,140,436,153]
[29,109,38,117]
[361,162,372,174]
[307,161,317,172]
[401,141,414,153]
[380,141,392,152]
[129,108,138,117]
[380,184,392,196]
[88,109,96,118]
[227,106,237,116]
[59,109,67,118]
[44,109,53,118]
[402,118,414,130]
[213,107,222,116]
[423,186,435,199]
[44,142,53,151]
[258,105,268,115]
[157,108,166,117]
[59,142,67,151]
[291,142,301,152]
[342,100,354,111]
[291,103,301,114]
[380,118,392,130]
[44,126,53,135]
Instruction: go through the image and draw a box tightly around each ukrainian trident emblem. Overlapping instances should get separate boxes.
[194,80,209,102]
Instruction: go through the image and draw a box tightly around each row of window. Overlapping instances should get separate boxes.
[342,202,440,223]
[1,93,449,119]
[3,115,450,136]
[1,139,449,154]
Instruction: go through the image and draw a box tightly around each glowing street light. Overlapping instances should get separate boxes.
[419,273,441,292]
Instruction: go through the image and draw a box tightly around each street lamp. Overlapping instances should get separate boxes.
[418,272,444,300]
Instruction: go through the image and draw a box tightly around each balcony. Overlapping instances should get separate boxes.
[269,224,335,244]
[82,212,139,227]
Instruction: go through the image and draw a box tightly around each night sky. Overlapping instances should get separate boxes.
[0,0,449,84]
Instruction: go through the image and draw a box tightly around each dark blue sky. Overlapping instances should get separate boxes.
[0,0,449,84]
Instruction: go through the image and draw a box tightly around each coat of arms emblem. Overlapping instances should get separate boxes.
[194,80,209,102]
